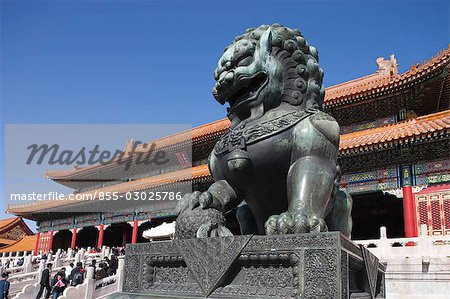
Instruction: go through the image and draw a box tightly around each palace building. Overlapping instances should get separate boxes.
[6,46,450,253]
[0,217,35,254]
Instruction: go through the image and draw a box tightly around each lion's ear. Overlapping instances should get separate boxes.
[259,28,272,58]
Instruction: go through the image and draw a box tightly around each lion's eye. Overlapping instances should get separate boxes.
[237,56,253,67]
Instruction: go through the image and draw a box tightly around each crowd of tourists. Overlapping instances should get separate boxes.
[35,253,120,299]
[0,257,25,269]
[0,246,125,299]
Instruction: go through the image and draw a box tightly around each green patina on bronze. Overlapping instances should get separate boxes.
[176,24,352,238]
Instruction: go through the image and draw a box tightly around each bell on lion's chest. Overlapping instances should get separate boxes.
[227,149,252,174]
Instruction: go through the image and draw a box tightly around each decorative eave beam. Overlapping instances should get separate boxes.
[325,69,446,108]
[339,130,449,157]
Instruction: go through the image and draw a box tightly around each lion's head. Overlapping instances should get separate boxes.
[213,24,324,126]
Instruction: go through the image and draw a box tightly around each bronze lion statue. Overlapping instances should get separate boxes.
[176,24,352,238]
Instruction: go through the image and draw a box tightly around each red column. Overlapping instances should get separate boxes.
[132,220,138,244]
[402,186,418,237]
[97,224,104,249]
[71,228,77,249]
[34,232,41,256]
[48,230,54,252]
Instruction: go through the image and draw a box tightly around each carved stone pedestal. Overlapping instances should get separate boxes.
[117,232,385,299]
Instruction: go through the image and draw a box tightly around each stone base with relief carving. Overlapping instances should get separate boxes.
[113,232,385,299]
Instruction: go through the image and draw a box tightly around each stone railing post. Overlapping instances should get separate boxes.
[419,224,431,265]
[100,247,105,259]
[54,249,61,267]
[37,260,46,283]
[67,248,73,258]
[117,257,125,292]
[85,266,96,299]
[24,255,33,273]
[104,247,110,259]
[378,226,388,263]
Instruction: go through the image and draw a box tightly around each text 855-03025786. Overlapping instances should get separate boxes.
[125,191,182,201]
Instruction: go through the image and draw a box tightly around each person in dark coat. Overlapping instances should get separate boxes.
[107,255,118,276]
[36,263,52,299]
[69,262,84,286]
[95,263,106,280]
[0,273,10,299]
[103,257,110,269]
[69,262,82,281]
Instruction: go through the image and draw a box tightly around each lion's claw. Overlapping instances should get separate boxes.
[265,211,327,235]
[177,191,223,215]
[198,192,213,209]
[186,191,202,210]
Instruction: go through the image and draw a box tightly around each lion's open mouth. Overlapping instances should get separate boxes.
[226,72,268,110]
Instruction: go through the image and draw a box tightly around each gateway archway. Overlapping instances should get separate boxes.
[75,226,99,249]
[351,191,404,240]
[103,223,132,247]
[52,230,72,252]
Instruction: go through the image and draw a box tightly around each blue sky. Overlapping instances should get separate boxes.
[0,0,449,221]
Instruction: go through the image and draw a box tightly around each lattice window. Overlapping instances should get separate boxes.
[430,199,442,235]
[38,232,51,252]
[444,194,450,235]
[415,190,450,236]
[417,199,429,227]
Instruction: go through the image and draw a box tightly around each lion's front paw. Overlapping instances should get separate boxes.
[264,211,328,235]
[177,191,223,214]
[175,191,227,239]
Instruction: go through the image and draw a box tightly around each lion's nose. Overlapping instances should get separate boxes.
[224,71,234,83]
[217,71,234,87]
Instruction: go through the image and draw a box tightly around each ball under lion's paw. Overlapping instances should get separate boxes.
[175,207,229,239]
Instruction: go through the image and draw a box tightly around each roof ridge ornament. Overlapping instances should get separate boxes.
[124,138,135,152]
[376,54,398,77]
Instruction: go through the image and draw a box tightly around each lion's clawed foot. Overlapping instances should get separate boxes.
[177,191,223,214]
[264,211,328,235]
[175,191,231,239]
